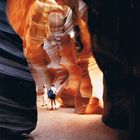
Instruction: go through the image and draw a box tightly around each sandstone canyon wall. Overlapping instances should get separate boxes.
[0,0,37,137]
[7,0,104,114]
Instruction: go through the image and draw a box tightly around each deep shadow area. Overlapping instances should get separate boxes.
[0,0,37,139]
[84,0,140,139]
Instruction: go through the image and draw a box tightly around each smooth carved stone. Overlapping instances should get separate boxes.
[77,54,93,98]
[75,52,103,114]
[30,65,52,93]
[75,97,89,114]
[7,0,104,113]
[26,45,46,64]
[7,0,51,92]
[76,53,104,115]
[24,43,52,92]
[74,10,103,114]
[23,1,63,91]
[57,94,75,107]
[44,9,69,90]
[47,8,81,106]
[44,40,62,69]
[43,39,68,89]
[59,35,82,106]
[78,21,91,54]
[7,0,35,37]
[1,0,37,134]
[23,0,62,48]
[85,97,103,114]
[67,0,103,114]
[75,96,103,114]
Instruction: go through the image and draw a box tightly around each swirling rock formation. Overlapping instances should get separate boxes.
[0,0,37,137]
[7,0,103,114]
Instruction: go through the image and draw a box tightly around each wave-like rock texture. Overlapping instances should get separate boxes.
[0,0,37,137]
[7,0,103,114]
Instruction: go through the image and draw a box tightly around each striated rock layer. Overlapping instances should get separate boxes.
[7,0,104,114]
[0,0,37,137]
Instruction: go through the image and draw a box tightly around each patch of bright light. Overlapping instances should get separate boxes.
[88,57,103,100]
[69,30,75,38]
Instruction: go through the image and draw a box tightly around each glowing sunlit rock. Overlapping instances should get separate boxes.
[7,0,104,114]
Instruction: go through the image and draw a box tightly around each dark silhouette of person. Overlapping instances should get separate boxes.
[48,85,57,109]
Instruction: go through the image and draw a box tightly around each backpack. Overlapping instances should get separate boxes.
[47,89,53,98]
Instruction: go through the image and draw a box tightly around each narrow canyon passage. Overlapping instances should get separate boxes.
[0,0,138,139]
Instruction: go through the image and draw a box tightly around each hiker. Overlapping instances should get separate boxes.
[42,84,48,107]
[48,85,57,109]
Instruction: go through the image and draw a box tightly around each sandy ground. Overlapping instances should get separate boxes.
[27,96,125,140]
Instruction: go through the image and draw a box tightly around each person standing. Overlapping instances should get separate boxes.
[48,85,57,109]
[42,84,48,107]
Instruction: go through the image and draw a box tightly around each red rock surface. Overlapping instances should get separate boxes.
[7,0,104,114]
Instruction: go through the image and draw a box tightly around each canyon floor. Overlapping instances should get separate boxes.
[26,95,126,140]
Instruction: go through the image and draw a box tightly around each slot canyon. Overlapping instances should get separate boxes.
[0,0,139,140]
